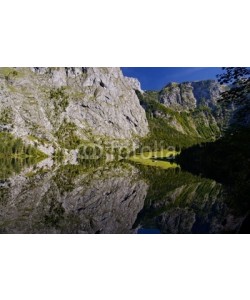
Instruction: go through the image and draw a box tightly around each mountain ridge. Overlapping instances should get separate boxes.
[136,79,233,149]
[0,68,234,157]
[0,67,148,157]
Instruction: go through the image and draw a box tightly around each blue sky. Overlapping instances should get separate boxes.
[121,67,224,91]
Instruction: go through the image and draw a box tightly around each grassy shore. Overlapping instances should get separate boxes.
[129,149,179,169]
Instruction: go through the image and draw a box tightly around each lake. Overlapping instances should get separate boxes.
[0,153,247,233]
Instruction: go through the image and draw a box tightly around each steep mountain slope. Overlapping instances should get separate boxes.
[159,80,227,111]
[0,68,234,155]
[137,80,232,149]
[0,67,148,156]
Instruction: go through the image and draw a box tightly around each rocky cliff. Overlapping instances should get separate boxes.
[0,68,235,155]
[137,80,232,148]
[0,67,148,156]
[159,80,227,111]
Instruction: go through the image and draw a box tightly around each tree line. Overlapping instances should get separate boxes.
[0,132,45,158]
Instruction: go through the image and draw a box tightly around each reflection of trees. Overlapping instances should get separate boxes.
[134,165,245,233]
[1,157,247,234]
[0,162,148,233]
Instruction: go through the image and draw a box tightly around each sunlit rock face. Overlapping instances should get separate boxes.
[0,162,148,233]
[0,67,149,155]
[159,80,227,112]
[134,79,233,142]
[160,82,197,111]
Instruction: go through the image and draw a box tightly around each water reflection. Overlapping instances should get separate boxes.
[0,157,40,180]
[0,159,147,233]
[0,157,247,233]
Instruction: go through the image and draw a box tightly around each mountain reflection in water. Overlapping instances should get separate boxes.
[0,157,246,233]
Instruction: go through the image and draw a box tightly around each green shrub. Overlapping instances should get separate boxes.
[49,87,69,112]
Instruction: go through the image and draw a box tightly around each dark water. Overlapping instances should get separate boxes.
[0,157,248,233]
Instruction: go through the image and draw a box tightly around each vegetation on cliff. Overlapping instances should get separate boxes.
[136,90,221,150]
[177,67,250,216]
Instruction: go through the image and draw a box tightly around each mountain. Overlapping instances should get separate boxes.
[0,68,234,156]
[137,80,232,149]
[159,80,227,111]
[0,67,148,156]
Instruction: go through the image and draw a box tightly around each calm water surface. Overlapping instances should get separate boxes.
[0,156,247,233]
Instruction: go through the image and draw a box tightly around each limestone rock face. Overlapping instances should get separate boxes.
[139,80,231,140]
[159,80,227,111]
[124,76,143,93]
[0,67,149,154]
[191,80,227,109]
[160,82,196,111]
